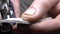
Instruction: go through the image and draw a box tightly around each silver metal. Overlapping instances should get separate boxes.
[0,18,30,25]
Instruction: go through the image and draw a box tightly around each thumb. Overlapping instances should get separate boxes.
[21,0,58,22]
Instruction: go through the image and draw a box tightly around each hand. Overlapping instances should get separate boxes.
[21,0,60,32]
[12,0,60,33]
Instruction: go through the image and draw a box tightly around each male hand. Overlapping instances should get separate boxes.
[21,0,60,32]
[12,0,60,33]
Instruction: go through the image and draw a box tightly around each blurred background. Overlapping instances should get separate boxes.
[20,0,34,13]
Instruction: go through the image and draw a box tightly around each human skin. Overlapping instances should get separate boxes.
[12,0,60,33]
[21,0,60,31]
[11,0,20,34]
[11,0,21,18]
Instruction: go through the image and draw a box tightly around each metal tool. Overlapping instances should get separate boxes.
[0,0,30,25]
[0,18,30,25]
[0,0,30,33]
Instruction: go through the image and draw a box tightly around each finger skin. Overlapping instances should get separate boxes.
[30,14,60,32]
[55,14,60,21]
[11,0,20,34]
[21,0,59,22]
[30,19,60,32]
[30,3,60,32]
[11,0,21,18]
[12,24,20,34]
[49,1,60,17]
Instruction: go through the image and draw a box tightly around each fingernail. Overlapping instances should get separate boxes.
[24,8,36,15]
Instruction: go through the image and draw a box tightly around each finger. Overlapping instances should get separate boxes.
[11,0,21,18]
[21,0,59,22]
[49,1,60,17]
[10,0,20,34]
[30,18,60,32]
[55,14,60,20]
[12,24,20,34]
[30,14,60,32]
